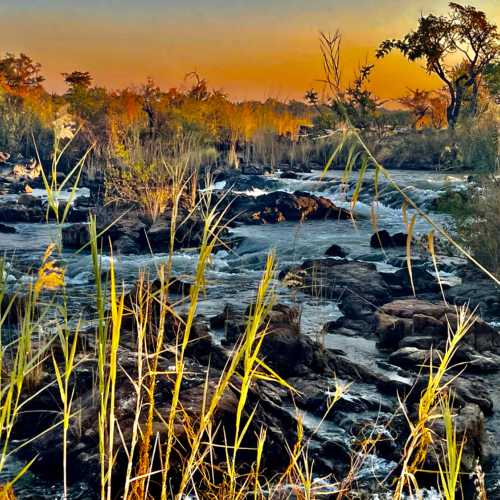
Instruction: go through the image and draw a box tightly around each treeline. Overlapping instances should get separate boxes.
[0,60,324,172]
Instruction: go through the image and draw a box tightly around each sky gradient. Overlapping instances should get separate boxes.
[1,1,499,101]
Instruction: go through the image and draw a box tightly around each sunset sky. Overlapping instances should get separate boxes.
[1,0,499,102]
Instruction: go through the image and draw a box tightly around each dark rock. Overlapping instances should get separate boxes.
[375,299,500,371]
[17,193,43,208]
[392,232,409,247]
[389,346,442,369]
[370,230,409,249]
[225,191,351,225]
[0,223,16,234]
[370,230,393,249]
[62,223,89,249]
[447,275,500,322]
[283,259,392,318]
[325,244,348,258]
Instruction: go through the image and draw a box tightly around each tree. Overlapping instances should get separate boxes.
[377,2,499,128]
[62,71,93,93]
[0,53,44,93]
[318,31,383,130]
[399,89,431,128]
[483,62,500,101]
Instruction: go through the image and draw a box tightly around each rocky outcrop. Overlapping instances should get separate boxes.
[447,270,500,322]
[0,154,42,181]
[375,299,500,372]
[282,258,392,318]
[225,191,351,225]
[324,243,348,257]
[0,193,89,224]
[370,230,410,248]
[62,208,215,254]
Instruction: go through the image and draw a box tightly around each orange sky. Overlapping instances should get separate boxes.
[0,0,498,101]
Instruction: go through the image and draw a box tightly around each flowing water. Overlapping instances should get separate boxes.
[2,168,499,498]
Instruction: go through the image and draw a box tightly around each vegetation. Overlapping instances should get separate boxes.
[0,2,499,499]
[377,2,499,128]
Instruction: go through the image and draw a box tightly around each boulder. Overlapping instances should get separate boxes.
[225,191,351,225]
[283,259,392,318]
[370,230,410,249]
[0,223,16,234]
[324,244,348,258]
[375,299,500,371]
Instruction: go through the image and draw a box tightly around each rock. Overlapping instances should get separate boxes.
[370,230,410,249]
[17,193,43,208]
[325,244,348,258]
[0,223,16,234]
[0,156,42,181]
[114,235,140,254]
[283,259,392,318]
[62,224,90,249]
[427,403,488,473]
[375,299,500,371]
[392,232,409,247]
[0,204,44,223]
[389,346,442,369]
[374,312,407,348]
[225,191,351,225]
[280,171,298,179]
[398,335,436,350]
[447,275,500,322]
[241,163,271,176]
[370,230,393,248]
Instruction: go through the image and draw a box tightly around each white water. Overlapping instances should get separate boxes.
[2,168,495,498]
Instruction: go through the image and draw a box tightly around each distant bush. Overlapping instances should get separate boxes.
[451,177,500,275]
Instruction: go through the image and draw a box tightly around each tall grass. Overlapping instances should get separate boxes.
[393,305,475,499]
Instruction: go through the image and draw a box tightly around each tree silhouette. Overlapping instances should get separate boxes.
[62,71,93,93]
[377,2,499,128]
[0,53,44,93]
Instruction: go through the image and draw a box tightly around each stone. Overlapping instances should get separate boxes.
[324,244,348,258]
[225,191,351,225]
[0,223,16,234]
[370,230,393,248]
[283,259,392,318]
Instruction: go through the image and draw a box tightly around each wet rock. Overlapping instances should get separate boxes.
[62,223,89,249]
[0,156,42,181]
[447,274,500,322]
[211,303,248,343]
[322,317,372,337]
[226,191,351,225]
[374,312,408,348]
[0,203,44,223]
[283,259,392,318]
[370,230,393,248]
[427,403,488,473]
[389,346,442,369]
[325,243,348,258]
[370,230,410,249]
[241,163,272,176]
[17,193,43,208]
[115,235,140,254]
[392,232,409,246]
[146,213,205,251]
[375,299,500,372]
[0,223,16,234]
